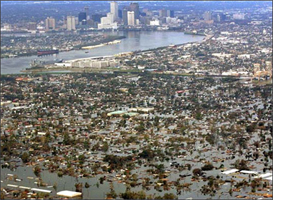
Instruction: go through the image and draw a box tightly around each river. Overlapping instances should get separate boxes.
[1,31,204,74]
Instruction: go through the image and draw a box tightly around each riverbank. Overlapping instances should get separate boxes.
[2,31,205,74]
[81,40,122,50]
[0,35,126,59]
[22,34,208,74]
[73,36,126,50]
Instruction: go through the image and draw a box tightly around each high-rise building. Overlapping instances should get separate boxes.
[92,14,106,23]
[216,13,226,22]
[118,9,122,19]
[110,2,118,21]
[159,9,167,18]
[129,3,139,20]
[45,17,55,31]
[28,22,37,30]
[67,16,76,31]
[203,11,212,21]
[127,11,135,26]
[78,12,87,24]
[98,13,117,29]
[122,8,128,25]
[84,6,90,20]
[169,10,174,18]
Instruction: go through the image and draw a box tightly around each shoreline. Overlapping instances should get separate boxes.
[0,35,126,59]
[21,35,209,73]
[2,32,206,75]
[59,34,210,63]
[21,34,211,74]
[81,40,122,50]
[0,30,197,59]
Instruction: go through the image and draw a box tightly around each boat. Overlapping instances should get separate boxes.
[37,49,59,56]
[85,51,89,53]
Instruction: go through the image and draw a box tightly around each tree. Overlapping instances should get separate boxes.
[107,182,117,199]
[85,182,90,188]
[193,168,202,177]
[201,163,214,171]
[163,193,178,199]
[102,142,109,152]
[75,183,82,192]
[195,112,202,120]
[120,191,146,199]
[84,140,90,150]
[33,165,41,177]
[156,164,165,173]
[233,159,249,170]
[63,133,71,145]
[246,125,256,133]
[78,154,85,165]
[21,152,30,163]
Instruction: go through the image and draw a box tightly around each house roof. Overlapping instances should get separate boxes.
[57,190,82,198]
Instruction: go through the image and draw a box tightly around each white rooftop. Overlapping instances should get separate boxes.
[240,170,259,174]
[31,188,52,193]
[221,169,239,175]
[255,172,272,179]
[57,190,82,198]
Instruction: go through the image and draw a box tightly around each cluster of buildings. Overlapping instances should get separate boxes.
[36,9,272,79]
[53,57,119,69]
[1,1,272,34]
[110,13,272,78]
[1,71,272,199]
[0,1,273,199]
[1,1,176,32]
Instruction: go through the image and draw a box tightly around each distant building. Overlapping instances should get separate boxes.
[166,17,179,25]
[159,9,174,18]
[127,11,135,26]
[97,2,119,29]
[129,3,139,20]
[87,19,94,26]
[216,13,226,22]
[118,9,122,18]
[98,13,117,29]
[110,1,119,21]
[150,19,160,26]
[28,22,37,30]
[233,13,245,20]
[67,16,76,31]
[45,17,55,31]
[78,12,87,24]
[159,9,168,18]
[203,11,212,21]
[84,6,90,20]
[92,14,106,23]
[169,10,174,17]
[122,8,128,25]
[75,17,79,25]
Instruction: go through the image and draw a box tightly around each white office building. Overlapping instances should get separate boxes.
[127,11,135,26]
[98,13,117,29]
[67,16,76,31]
[110,2,118,21]
[150,19,160,26]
